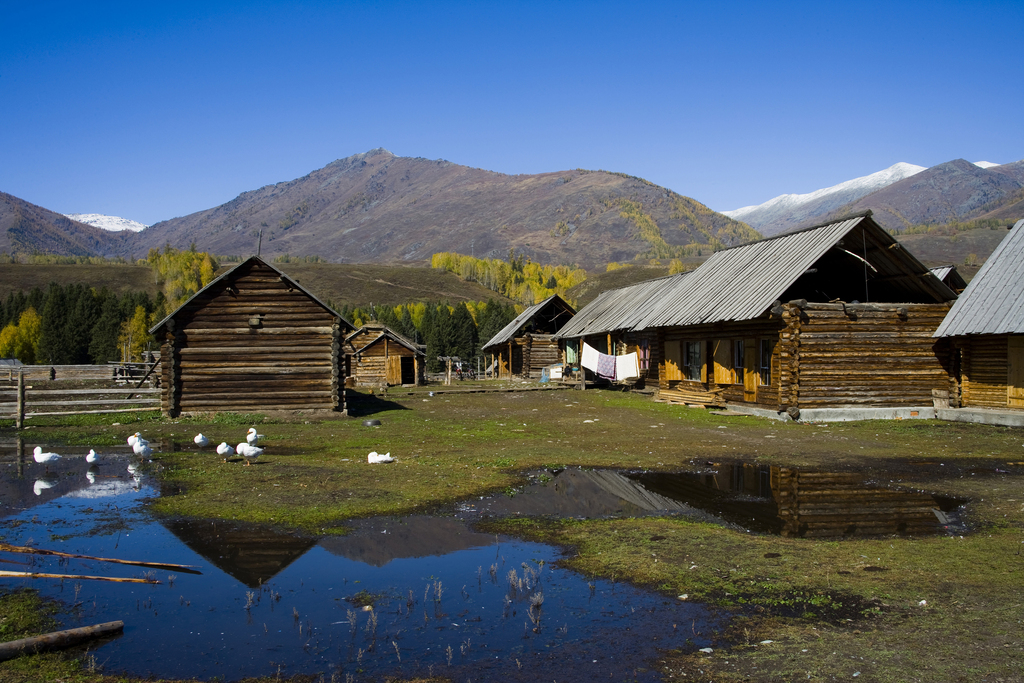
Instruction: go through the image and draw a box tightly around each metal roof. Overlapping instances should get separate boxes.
[934,219,1024,337]
[481,294,574,351]
[553,275,683,339]
[150,255,351,335]
[630,212,955,329]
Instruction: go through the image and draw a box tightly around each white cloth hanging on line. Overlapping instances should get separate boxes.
[615,352,640,381]
[581,342,600,372]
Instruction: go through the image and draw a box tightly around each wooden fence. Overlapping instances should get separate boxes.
[0,365,161,427]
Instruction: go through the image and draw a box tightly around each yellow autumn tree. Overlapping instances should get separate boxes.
[117,306,154,362]
[0,308,42,364]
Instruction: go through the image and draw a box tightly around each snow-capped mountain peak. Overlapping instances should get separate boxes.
[972,161,1001,168]
[722,162,927,236]
[65,213,148,232]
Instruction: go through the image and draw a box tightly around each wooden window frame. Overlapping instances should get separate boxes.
[758,338,773,386]
[683,340,703,382]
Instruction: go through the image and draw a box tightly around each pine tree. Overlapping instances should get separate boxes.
[451,303,477,361]
[89,293,125,363]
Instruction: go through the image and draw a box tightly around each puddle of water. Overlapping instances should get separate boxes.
[1,458,720,681]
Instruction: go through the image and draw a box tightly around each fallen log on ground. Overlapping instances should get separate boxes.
[0,570,159,584]
[0,543,202,574]
[0,621,124,662]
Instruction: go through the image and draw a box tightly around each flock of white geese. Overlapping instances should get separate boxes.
[29,427,267,495]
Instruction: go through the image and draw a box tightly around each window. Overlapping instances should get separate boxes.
[733,340,745,380]
[683,341,703,381]
[759,338,773,386]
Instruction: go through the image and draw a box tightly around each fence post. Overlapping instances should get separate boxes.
[16,369,25,430]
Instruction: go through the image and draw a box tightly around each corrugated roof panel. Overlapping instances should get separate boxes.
[633,218,858,329]
[554,275,683,338]
[935,219,1024,337]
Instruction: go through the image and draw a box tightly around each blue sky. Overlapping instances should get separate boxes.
[2,0,1022,226]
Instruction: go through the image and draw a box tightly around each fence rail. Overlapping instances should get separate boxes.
[0,366,161,427]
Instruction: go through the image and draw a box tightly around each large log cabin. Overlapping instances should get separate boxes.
[637,212,958,417]
[934,219,1024,411]
[150,256,352,417]
[556,212,959,419]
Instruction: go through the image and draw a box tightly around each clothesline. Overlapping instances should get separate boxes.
[580,342,640,381]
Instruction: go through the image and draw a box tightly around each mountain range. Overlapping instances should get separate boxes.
[723,162,927,236]
[3,150,1022,271]
[729,159,1024,235]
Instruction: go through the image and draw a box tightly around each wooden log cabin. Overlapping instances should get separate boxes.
[635,212,958,417]
[149,256,352,417]
[553,277,670,387]
[344,322,425,387]
[481,294,575,379]
[561,212,958,418]
[934,219,1024,411]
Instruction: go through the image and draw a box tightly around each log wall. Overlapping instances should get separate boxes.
[790,302,952,408]
[158,261,344,416]
[957,334,1010,408]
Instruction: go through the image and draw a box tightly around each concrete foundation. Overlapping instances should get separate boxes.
[936,408,1024,427]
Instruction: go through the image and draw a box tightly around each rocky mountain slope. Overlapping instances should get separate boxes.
[130,149,758,270]
[0,192,132,257]
[838,159,1024,230]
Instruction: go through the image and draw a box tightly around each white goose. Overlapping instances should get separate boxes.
[194,433,210,448]
[246,428,264,446]
[236,442,263,466]
[127,432,146,447]
[367,451,394,464]
[133,439,152,458]
[216,442,233,462]
[86,449,100,464]
[33,446,61,471]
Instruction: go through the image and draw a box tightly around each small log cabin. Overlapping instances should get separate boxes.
[934,219,1024,410]
[481,294,575,379]
[150,256,352,417]
[344,322,425,387]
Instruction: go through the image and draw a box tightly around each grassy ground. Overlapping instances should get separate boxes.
[2,385,1023,682]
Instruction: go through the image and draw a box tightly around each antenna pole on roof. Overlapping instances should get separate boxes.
[863,227,869,302]
[257,229,263,257]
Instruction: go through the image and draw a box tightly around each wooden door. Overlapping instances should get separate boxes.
[1008,336,1024,408]
[386,356,402,386]
[663,340,682,381]
[712,340,732,384]
[743,338,757,402]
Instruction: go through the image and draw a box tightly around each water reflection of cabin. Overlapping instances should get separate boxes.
[344,322,425,387]
[481,294,576,379]
[554,277,672,387]
[150,256,353,417]
[934,219,1024,411]
[162,519,316,588]
[639,463,950,537]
